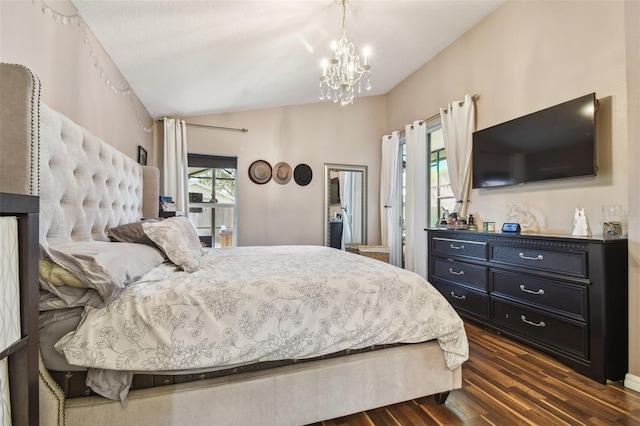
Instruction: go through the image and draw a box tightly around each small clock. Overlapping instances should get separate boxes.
[502,223,521,233]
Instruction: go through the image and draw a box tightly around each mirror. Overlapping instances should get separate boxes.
[323,164,367,249]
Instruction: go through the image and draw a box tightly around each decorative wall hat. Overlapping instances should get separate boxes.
[273,162,292,185]
[248,160,272,184]
[294,163,313,186]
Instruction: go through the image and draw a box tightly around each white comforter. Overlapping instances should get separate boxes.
[56,246,468,397]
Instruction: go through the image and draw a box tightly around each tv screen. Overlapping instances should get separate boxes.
[472,93,596,189]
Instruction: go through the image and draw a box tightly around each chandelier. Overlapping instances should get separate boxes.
[319,0,371,105]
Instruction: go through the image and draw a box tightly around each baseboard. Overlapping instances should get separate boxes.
[624,372,640,392]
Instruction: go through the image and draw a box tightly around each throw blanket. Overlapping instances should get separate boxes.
[55,246,468,400]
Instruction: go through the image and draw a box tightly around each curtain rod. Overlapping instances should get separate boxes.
[392,94,480,137]
[419,93,480,125]
[185,122,248,133]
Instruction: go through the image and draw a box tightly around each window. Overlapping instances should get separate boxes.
[429,127,455,227]
[187,154,237,247]
[392,121,454,267]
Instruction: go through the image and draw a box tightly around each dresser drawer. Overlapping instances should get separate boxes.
[432,258,487,291]
[490,244,586,277]
[491,299,588,359]
[432,237,487,260]
[491,270,587,320]
[433,279,489,320]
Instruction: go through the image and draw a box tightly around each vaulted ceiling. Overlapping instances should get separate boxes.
[72,0,503,118]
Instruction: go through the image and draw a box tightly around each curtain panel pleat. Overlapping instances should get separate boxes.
[440,94,475,219]
[163,118,189,217]
[351,172,363,245]
[339,171,353,249]
[405,122,428,278]
[380,132,401,267]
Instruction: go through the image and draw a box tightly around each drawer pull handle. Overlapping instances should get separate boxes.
[450,243,465,250]
[520,315,545,327]
[450,292,466,300]
[520,285,545,295]
[449,268,465,276]
[519,252,544,261]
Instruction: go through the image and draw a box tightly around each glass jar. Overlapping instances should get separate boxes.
[602,205,623,236]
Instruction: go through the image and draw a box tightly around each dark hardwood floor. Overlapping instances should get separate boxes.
[312,322,640,425]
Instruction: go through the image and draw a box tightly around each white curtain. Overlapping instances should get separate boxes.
[380,132,401,267]
[405,122,428,278]
[350,172,363,244]
[339,171,353,249]
[440,94,475,219]
[163,118,189,216]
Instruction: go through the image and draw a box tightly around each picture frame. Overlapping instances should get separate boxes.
[138,145,148,165]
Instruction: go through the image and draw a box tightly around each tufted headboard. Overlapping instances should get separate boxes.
[0,63,159,246]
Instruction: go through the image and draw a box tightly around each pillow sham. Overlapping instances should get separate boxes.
[41,241,165,303]
[142,216,205,273]
[107,219,161,249]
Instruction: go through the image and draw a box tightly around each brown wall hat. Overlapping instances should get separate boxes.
[294,163,313,186]
[248,160,272,184]
[273,162,292,184]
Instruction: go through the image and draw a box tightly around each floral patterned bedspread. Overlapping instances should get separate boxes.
[56,245,468,376]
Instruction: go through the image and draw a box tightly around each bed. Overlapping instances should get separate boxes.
[0,63,467,426]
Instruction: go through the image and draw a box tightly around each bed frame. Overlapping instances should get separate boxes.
[0,63,462,426]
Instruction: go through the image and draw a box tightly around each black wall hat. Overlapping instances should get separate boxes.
[294,163,313,186]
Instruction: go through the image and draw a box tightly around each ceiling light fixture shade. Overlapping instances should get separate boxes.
[319,0,371,105]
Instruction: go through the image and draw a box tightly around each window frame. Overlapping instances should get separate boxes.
[187,154,238,247]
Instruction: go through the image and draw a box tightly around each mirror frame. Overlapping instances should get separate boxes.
[323,163,368,247]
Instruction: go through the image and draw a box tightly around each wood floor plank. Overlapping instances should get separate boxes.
[514,385,585,425]
[414,396,468,425]
[364,407,400,426]
[564,375,640,412]
[315,322,640,426]
[626,408,640,422]
[513,371,574,402]
[384,401,439,426]
[463,355,535,396]
[437,388,489,419]
[540,375,633,422]
[463,358,547,403]
[460,379,538,425]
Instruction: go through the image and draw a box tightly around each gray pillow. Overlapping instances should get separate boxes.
[107,219,160,249]
[41,241,165,303]
[142,216,205,273]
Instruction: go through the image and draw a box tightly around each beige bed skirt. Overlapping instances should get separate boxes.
[40,340,462,426]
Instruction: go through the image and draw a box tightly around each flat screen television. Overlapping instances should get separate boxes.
[472,93,597,189]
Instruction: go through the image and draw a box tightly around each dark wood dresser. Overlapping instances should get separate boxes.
[426,229,628,383]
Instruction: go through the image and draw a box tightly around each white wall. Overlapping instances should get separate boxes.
[182,96,387,246]
[0,0,153,161]
[387,1,627,236]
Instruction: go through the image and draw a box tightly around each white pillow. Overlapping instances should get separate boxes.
[142,216,204,272]
[41,241,165,303]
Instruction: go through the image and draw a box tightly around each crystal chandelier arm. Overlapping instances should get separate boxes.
[318,0,371,105]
